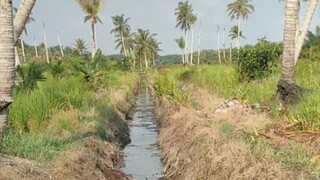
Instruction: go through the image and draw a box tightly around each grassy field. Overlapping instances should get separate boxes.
[1,69,138,163]
[155,60,320,130]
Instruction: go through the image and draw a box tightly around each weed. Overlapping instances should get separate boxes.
[9,76,90,133]
[0,132,72,162]
[154,74,188,104]
[218,122,234,133]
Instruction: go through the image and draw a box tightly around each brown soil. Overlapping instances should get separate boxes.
[155,84,317,179]
[0,138,131,180]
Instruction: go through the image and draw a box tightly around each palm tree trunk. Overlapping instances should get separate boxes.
[278,0,300,104]
[294,0,318,65]
[20,35,26,62]
[197,21,202,65]
[184,31,188,64]
[222,26,226,62]
[181,49,185,64]
[237,19,241,61]
[144,53,148,68]
[33,35,38,58]
[0,0,15,134]
[91,21,96,59]
[152,54,156,66]
[229,37,232,62]
[15,47,20,68]
[190,24,195,65]
[57,30,64,58]
[13,0,36,44]
[121,31,127,57]
[217,26,221,64]
[43,22,49,63]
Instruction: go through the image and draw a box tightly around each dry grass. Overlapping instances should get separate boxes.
[155,84,316,179]
[51,137,130,180]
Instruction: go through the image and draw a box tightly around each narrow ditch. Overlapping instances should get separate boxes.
[121,76,164,179]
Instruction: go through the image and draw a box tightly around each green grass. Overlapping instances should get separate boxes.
[164,60,320,130]
[0,59,138,166]
[154,73,189,104]
[9,75,90,133]
[0,132,72,162]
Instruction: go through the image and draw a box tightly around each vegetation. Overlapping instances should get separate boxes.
[1,0,320,178]
[175,1,197,64]
[75,0,105,58]
[226,0,255,54]
[237,38,282,80]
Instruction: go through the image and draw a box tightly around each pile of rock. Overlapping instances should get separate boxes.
[213,97,269,115]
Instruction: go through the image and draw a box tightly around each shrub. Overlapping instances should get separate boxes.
[154,74,188,104]
[16,62,47,91]
[237,39,282,80]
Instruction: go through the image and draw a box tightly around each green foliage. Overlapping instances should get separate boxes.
[237,40,282,80]
[90,97,129,147]
[274,143,314,170]
[103,70,125,88]
[0,132,72,162]
[287,61,320,130]
[69,53,106,88]
[154,73,188,104]
[301,26,320,61]
[9,76,90,133]
[48,60,68,78]
[16,62,47,91]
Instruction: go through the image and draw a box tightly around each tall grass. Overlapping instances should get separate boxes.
[0,132,72,162]
[166,60,320,130]
[154,72,188,104]
[9,75,90,133]
[187,64,280,103]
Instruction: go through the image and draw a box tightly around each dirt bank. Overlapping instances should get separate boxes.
[154,84,317,179]
[0,84,137,180]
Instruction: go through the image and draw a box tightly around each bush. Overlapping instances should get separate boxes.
[237,39,282,80]
[16,62,47,91]
[154,73,188,104]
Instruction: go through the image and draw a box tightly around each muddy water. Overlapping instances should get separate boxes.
[122,82,164,180]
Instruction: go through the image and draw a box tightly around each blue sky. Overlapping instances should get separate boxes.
[13,0,320,55]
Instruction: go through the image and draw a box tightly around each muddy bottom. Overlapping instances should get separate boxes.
[122,86,164,180]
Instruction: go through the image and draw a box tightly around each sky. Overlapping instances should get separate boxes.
[13,0,320,55]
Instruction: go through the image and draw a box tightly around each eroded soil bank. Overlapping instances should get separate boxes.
[0,84,137,180]
[153,83,319,179]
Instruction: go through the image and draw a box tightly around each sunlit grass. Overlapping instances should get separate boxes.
[165,60,320,130]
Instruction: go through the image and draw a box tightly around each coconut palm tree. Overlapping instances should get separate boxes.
[14,0,37,43]
[74,38,88,56]
[0,0,37,134]
[226,0,254,58]
[175,1,197,64]
[278,0,300,104]
[75,0,105,59]
[114,32,135,56]
[110,14,131,57]
[13,5,35,65]
[149,37,162,66]
[279,0,318,65]
[0,0,15,134]
[134,29,155,69]
[197,21,202,65]
[294,0,318,64]
[229,25,246,41]
[175,37,185,64]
